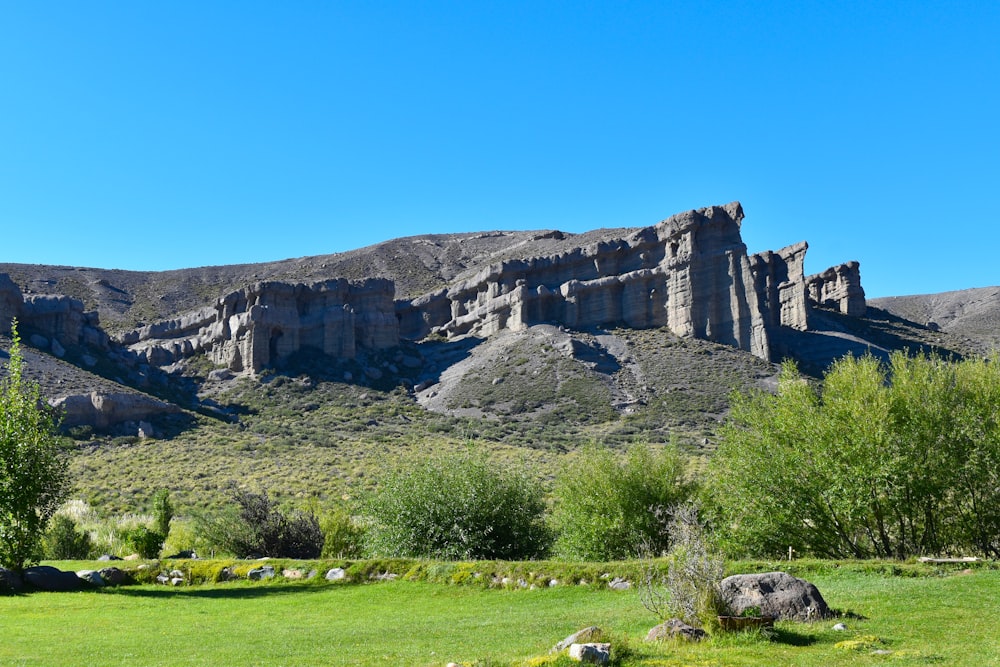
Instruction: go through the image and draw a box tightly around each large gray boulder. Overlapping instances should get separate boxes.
[23,566,85,592]
[719,571,832,621]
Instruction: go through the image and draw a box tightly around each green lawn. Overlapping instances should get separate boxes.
[1,568,998,666]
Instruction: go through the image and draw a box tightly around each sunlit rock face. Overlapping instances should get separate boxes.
[398,202,863,361]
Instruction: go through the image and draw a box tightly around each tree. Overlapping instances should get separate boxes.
[551,443,693,560]
[708,352,1000,559]
[0,321,69,570]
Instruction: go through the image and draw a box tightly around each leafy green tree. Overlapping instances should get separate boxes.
[709,352,1000,559]
[361,452,551,560]
[0,321,69,570]
[551,443,692,560]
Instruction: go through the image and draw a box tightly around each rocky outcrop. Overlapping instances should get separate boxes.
[400,203,772,358]
[49,391,179,429]
[399,203,862,361]
[0,274,108,350]
[807,261,866,316]
[749,241,810,332]
[122,278,398,374]
[0,274,21,334]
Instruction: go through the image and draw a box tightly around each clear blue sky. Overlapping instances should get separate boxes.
[2,2,997,298]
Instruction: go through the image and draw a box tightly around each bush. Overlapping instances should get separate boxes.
[320,507,365,559]
[639,503,726,629]
[122,525,166,559]
[551,443,693,560]
[361,452,551,560]
[709,353,1000,559]
[196,489,324,559]
[42,515,93,560]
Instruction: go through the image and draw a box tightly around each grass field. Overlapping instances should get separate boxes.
[2,565,998,666]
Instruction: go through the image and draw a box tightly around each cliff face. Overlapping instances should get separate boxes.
[121,278,398,373]
[0,274,109,353]
[44,201,865,374]
[397,203,861,361]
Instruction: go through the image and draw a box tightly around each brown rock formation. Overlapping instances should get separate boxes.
[397,203,865,361]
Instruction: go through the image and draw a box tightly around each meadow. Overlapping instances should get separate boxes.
[2,562,997,666]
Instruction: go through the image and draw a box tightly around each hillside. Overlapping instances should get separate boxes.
[2,204,995,513]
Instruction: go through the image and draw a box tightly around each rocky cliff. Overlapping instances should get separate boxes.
[0,274,109,354]
[7,202,865,378]
[397,202,862,361]
[121,278,398,373]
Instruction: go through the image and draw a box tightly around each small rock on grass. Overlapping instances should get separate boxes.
[568,642,611,665]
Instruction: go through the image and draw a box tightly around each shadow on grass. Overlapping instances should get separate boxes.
[769,627,817,647]
[101,582,345,600]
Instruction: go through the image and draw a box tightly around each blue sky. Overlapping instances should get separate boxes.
[1,2,997,298]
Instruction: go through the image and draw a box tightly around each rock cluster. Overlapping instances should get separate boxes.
[121,278,398,373]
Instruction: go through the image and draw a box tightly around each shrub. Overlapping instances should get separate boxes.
[196,489,324,558]
[320,507,365,559]
[709,353,1000,559]
[151,489,173,537]
[361,452,551,560]
[551,443,693,560]
[122,525,166,559]
[42,515,93,560]
[639,503,726,629]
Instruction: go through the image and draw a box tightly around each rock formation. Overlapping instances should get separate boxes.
[122,278,398,373]
[397,203,863,361]
[9,202,865,375]
[49,391,179,429]
[0,273,109,352]
[806,261,866,316]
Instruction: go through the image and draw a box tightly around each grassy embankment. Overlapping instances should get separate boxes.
[1,562,997,666]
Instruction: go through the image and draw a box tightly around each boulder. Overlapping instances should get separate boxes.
[248,565,275,581]
[718,571,832,621]
[23,566,85,592]
[568,642,611,665]
[607,577,630,590]
[0,567,24,593]
[645,618,707,642]
[76,570,106,587]
[48,391,178,429]
[97,554,122,561]
[325,567,347,581]
[98,567,130,586]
